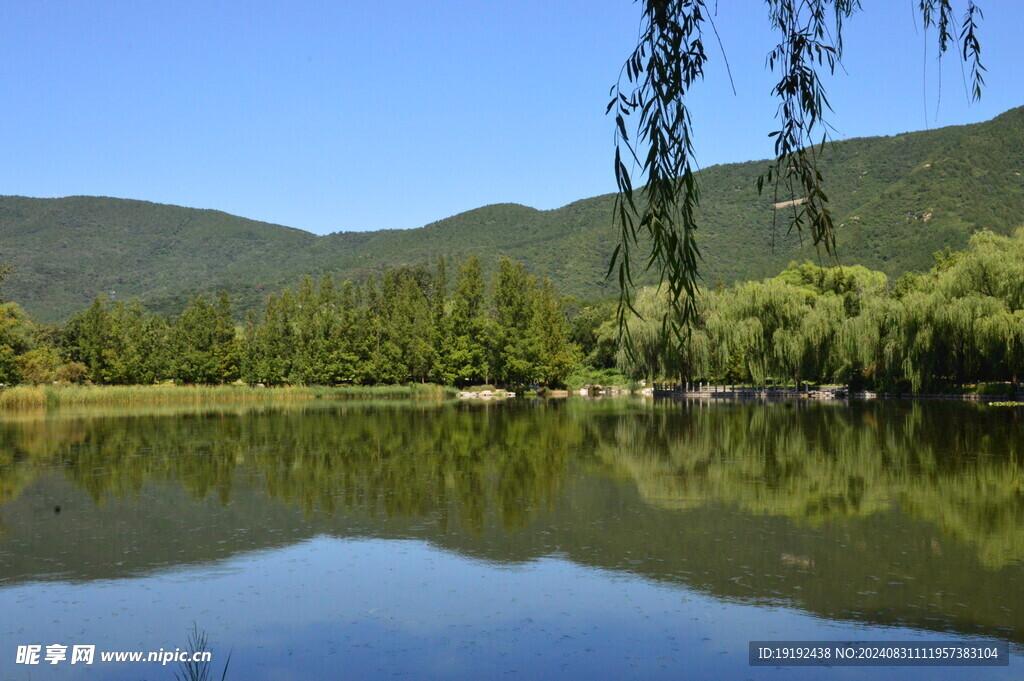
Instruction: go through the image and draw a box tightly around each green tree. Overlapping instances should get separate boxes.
[491,258,536,386]
[291,275,335,384]
[570,301,618,369]
[242,291,295,385]
[63,297,167,384]
[0,301,35,384]
[444,256,494,385]
[170,295,236,384]
[526,278,578,387]
[430,257,454,384]
[63,297,111,382]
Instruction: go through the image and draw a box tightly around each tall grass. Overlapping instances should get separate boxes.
[0,386,48,409]
[174,624,230,681]
[0,383,456,410]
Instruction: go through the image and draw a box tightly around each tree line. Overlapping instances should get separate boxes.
[1,230,1022,393]
[614,228,1024,392]
[0,256,577,388]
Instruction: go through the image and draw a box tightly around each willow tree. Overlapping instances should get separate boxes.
[610,0,985,341]
[617,285,711,381]
[934,228,1024,309]
[616,286,674,379]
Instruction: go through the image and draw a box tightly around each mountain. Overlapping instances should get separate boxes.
[2,106,1022,323]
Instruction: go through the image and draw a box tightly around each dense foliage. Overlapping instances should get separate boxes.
[0,256,577,389]
[0,229,1021,393]
[616,228,1024,392]
[1,107,1022,324]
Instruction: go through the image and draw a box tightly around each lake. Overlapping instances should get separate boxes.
[0,398,1021,679]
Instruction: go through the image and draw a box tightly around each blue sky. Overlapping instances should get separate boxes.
[0,1,1020,235]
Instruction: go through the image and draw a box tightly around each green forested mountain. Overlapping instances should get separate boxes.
[2,106,1022,322]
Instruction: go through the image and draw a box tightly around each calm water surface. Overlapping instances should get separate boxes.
[0,398,1021,679]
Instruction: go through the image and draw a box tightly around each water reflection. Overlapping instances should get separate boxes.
[596,401,1024,568]
[0,399,1021,652]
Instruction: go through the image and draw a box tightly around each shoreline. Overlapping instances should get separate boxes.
[650,391,1024,403]
[0,383,456,410]
[1,382,1020,411]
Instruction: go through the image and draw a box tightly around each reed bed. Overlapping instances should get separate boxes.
[0,383,456,410]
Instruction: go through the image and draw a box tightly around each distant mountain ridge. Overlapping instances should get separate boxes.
[2,105,1022,322]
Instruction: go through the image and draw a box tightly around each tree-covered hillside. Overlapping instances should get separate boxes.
[1,106,1021,322]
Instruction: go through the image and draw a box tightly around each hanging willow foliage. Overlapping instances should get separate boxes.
[614,228,1024,392]
[610,0,985,346]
